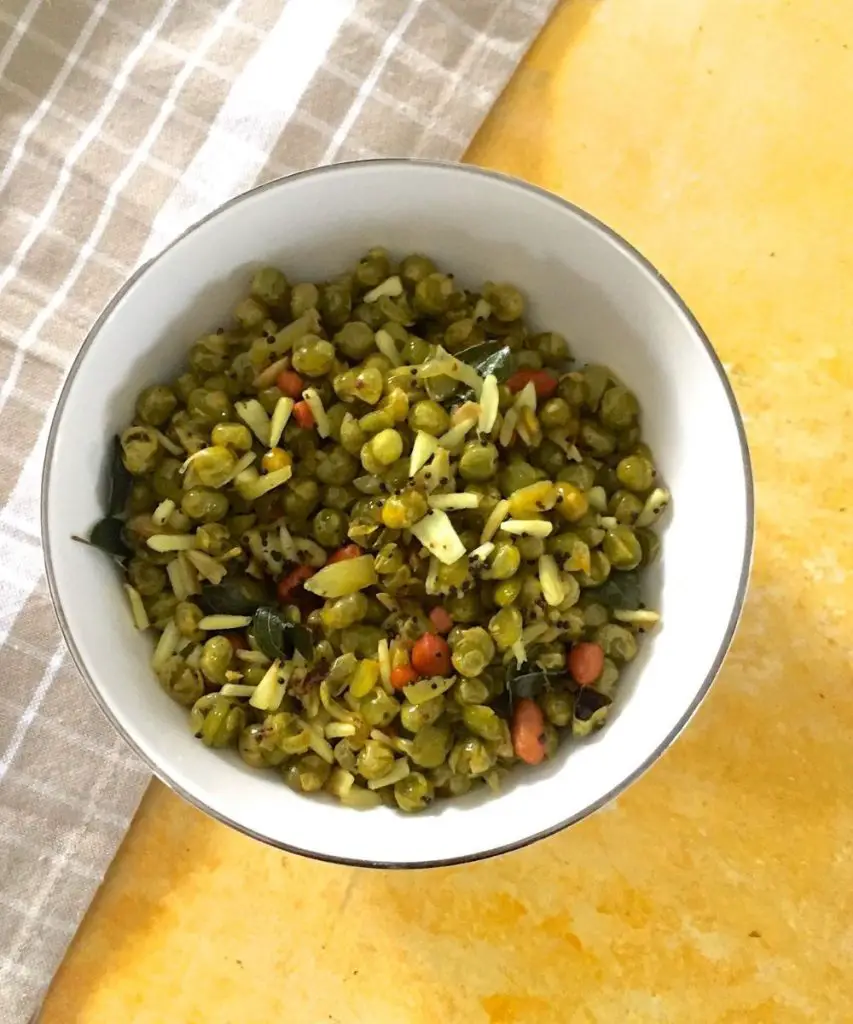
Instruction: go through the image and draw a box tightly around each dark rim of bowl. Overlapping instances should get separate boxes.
[41,159,755,870]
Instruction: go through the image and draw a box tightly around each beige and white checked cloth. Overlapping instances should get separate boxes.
[0,0,557,1018]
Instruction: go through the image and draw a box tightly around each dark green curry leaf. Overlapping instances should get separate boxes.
[456,340,513,382]
[107,435,133,516]
[253,606,313,661]
[594,570,642,611]
[506,664,570,708]
[72,517,130,563]
[198,575,273,617]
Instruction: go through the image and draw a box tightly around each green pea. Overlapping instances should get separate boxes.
[360,688,399,727]
[449,737,495,777]
[234,296,268,329]
[394,772,433,812]
[459,441,498,482]
[636,527,661,565]
[616,454,655,493]
[401,335,431,365]
[334,366,384,405]
[251,266,289,307]
[319,281,352,328]
[557,462,596,491]
[199,635,233,685]
[127,558,166,597]
[192,446,236,488]
[174,601,204,639]
[239,723,287,768]
[490,541,521,580]
[356,739,395,781]
[291,336,334,377]
[355,247,392,289]
[462,705,505,743]
[136,385,177,427]
[531,331,570,367]
[312,508,348,549]
[196,522,230,555]
[335,321,376,360]
[455,678,491,705]
[340,625,384,659]
[400,253,437,287]
[316,446,359,486]
[445,592,482,624]
[599,386,639,430]
[157,657,204,707]
[408,399,450,436]
[542,689,573,727]
[182,487,229,523]
[538,397,573,431]
[120,426,161,475]
[290,282,320,318]
[499,459,542,497]
[409,725,452,769]
[488,606,522,651]
[414,273,456,315]
[579,420,617,456]
[602,526,642,570]
[581,365,613,411]
[482,281,524,322]
[189,334,229,375]
[451,627,495,678]
[323,484,358,511]
[493,577,522,607]
[595,623,638,662]
[608,489,644,524]
[187,388,232,425]
[211,422,253,451]
[126,480,155,514]
[174,372,202,403]
[444,318,482,352]
[283,479,319,521]
[576,550,611,588]
[367,429,403,468]
[512,349,543,371]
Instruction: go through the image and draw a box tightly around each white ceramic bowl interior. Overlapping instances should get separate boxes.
[43,161,752,866]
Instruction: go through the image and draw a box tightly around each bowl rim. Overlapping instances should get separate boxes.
[41,158,755,869]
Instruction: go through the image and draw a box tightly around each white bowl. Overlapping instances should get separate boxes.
[42,161,753,867]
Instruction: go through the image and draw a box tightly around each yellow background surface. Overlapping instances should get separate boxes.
[40,1,853,1020]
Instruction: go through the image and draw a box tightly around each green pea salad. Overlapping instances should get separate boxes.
[79,248,669,813]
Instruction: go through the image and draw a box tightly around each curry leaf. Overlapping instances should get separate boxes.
[107,435,133,516]
[505,664,570,708]
[456,340,513,382]
[594,571,642,611]
[198,575,274,617]
[252,606,313,661]
[72,517,130,563]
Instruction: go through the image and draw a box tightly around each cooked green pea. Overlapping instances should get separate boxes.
[451,627,495,677]
[488,606,522,651]
[251,266,289,307]
[499,459,542,497]
[599,386,639,430]
[492,577,522,607]
[136,385,177,427]
[557,462,596,491]
[292,336,334,377]
[445,592,482,624]
[636,526,661,565]
[199,636,233,685]
[316,446,359,486]
[412,273,454,316]
[196,522,230,555]
[538,397,572,431]
[400,253,437,287]
[408,399,450,436]
[127,558,166,597]
[310,508,347,549]
[360,688,399,727]
[609,489,644,524]
[120,426,161,475]
[490,541,521,580]
[211,422,252,452]
[459,441,498,482]
[157,657,204,707]
[189,334,229,375]
[531,331,570,366]
[400,695,445,733]
[616,454,655,493]
[290,282,320,318]
[191,446,236,488]
[319,281,352,328]
[356,739,395,781]
[482,281,524,322]
[188,388,232,425]
[449,736,495,776]
[394,772,433,812]
[595,623,638,662]
[335,321,376,360]
[576,550,611,588]
[182,487,229,523]
[409,725,452,769]
[602,526,642,570]
[283,479,319,521]
[579,420,617,456]
[234,296,268,329]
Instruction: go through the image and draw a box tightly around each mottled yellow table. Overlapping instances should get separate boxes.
[41,1,853,1021]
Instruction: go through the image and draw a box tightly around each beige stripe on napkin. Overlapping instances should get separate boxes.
[0,0,558,1019]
